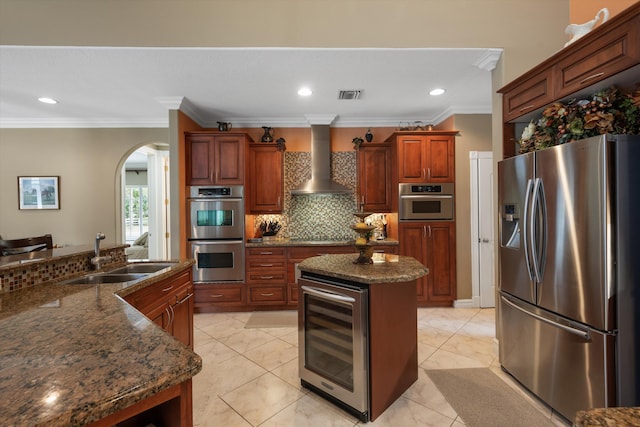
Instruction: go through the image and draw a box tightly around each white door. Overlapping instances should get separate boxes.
[470,151,495,308]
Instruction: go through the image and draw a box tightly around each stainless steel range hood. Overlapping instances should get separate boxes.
[290,124,351,195]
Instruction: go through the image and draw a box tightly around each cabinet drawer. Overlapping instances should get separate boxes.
[249,286,286,303]
[246,271,286,284]
[194,284,244,303]
[372,245,399,255]
[555,16,640,98]
[126,270,190,310]
[247,247,286,257]
[502,68,554,122]
[246,258,286,271]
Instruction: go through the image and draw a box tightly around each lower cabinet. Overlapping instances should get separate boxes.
[125,269,194,349]
[192,244,400,311]
[399,222,456,306]
[246,247,287,307]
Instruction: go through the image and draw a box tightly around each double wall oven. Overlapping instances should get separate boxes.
[188,186,245,283]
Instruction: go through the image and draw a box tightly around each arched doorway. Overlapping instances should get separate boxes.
[118,143,170,260]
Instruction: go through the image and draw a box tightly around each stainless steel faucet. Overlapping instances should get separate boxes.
[90,232,112,270]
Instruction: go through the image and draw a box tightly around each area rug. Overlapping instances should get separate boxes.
[245,310,298,329]
[426,368,554,427]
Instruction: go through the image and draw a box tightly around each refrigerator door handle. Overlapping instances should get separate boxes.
[501,295,590,340]
[530,178,547,284]
[523,178,535,282]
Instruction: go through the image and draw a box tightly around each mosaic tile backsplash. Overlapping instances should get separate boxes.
[254,151,361,241]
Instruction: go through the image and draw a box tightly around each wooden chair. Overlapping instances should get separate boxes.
[0,234,53,256]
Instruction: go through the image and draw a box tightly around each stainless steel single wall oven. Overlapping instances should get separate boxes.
[188,186,245,283]
[298,273,369,421]
[398,182,454,221]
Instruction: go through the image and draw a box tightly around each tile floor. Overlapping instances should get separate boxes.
[192,307,570,426]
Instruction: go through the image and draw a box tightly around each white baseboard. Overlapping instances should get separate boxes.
[453,299,474,308]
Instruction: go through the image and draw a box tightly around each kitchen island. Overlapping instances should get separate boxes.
[0,247,201,427]
[297,253,427,421]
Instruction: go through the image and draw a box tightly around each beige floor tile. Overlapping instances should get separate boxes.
[221,372,306,426]
[262,326,298,338]
[421,348,489,370]
[260,393,358,427]
[194,395,251,427]
[417,341,438,365]
[366,396,455,426]
[402,367,457,419]
[439,333,496,366]
[417,326,453,348]
[198,317,248,340]
[243,337,298,371]
[199,353,267,396]
[271,357,307,391]
[278,329,299,347]
[218,328,280,354]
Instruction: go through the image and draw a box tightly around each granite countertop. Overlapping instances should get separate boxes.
[298,253,428,284]
[0,260,202,427]
[574,407,640,426]
[246,238,399,247]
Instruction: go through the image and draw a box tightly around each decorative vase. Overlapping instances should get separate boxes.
[261,126,274,142]
[365,129,373,142]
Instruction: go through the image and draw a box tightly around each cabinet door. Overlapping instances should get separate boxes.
[399,222,456,305]
[425,222,456,303]
[186,134,215,185]
[357,144,393,212]
[247,144,283,213]
[399,223,428,302]
[171,285,194,349]
[397,136,426,181]
[215,135,245,184]
[425,135,455,182]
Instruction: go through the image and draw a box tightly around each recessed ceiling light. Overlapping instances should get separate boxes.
[38,97,58,104]
[297,87,312,97]
[429,88,445,96]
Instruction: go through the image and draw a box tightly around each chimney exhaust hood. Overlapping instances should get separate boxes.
[290,120,352,195]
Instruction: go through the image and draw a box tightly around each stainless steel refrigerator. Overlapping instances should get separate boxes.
[498,134,640,421]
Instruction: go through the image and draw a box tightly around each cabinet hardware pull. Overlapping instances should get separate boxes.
[518,104,535,112]
[260,293,274,296]
[176,293,194,305]
[162,285,174,292]
[258,263,274,267]
[427,167,431,179]
[260,251,273,255]
[422,168,426,179]
[260,276,274,279]
[428,225,432,238]
[579,72,605,85]
[211,294,224,298]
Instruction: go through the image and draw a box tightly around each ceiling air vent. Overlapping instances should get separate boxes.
[338,90,362,100]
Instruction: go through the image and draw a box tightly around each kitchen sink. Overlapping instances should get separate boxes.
[109,262,176,274]
[61,273,148,285]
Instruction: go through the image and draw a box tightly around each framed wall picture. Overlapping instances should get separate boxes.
[18,176,60,210]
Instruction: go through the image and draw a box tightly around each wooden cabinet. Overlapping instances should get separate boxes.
[124,269,195,349]
[185,132,248,185]
[246,247,287,306]
[554,12,640,99]
[247,143,284,213]
[502,67,554,122]
[193,283,245,312]
[498,3,640,158]
[357,143,395,212]
[392,132,456,183]
[399,222,456,306]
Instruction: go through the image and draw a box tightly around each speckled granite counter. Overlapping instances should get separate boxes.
[574,407,640,426]
[298,253,427,284]
[246,238,399,248]
[0,257,202,427]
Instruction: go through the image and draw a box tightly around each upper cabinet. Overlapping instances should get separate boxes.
[185,132,249,185]
[499,3,640,158]
[389,132,456,183]
[247,142,284,213]
[357,142,395,212]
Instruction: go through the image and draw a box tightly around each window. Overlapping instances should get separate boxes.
[124,185,149,244]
